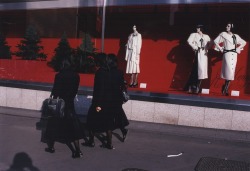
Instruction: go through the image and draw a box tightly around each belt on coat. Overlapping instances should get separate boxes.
[223,49,236,54]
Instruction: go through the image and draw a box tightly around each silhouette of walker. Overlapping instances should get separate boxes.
[6,152,40,171]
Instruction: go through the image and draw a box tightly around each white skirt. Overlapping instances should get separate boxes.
[126,61,140,74]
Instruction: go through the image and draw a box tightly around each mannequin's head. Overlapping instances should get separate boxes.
[196,24,204,33]
[226,22,234,32]
[133,25,137,32]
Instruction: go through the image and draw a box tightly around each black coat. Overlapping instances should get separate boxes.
[45,68,82,143]
[87,67,129,132]
[51,68,80,115]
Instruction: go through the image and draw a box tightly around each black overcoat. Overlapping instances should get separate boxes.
[87,67,129,132]
[45,68,82,143]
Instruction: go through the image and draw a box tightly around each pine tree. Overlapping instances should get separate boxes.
[73,32,97,73]
[15,25,47,60]
[79,32,95,53]
[0,32,11,59]
[49,32,73,71]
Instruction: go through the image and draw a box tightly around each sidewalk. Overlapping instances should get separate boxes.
[1,106,250,171]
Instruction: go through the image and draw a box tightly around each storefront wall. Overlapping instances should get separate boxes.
[0,2,249,99]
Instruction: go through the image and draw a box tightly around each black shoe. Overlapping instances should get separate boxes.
[82,140,95,147]
[45,147,55,153]
[133,83,138,87]
[100,143,115,150]
[122,129,129,142]
[129,83,134,87]
[106,144,115,150]
[72,151,83,158]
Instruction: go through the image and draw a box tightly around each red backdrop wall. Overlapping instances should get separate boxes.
[0,37,249,100]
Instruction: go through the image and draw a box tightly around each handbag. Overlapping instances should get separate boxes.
[122,89,130,103]
[44,97,65,118]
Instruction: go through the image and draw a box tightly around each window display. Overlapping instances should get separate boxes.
[0,1,249,100]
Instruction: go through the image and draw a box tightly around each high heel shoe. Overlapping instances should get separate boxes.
[72,151,83,158]
[86,140,95,147]
[45,147,55,153]
[106,144,115,150]
[133,83,138,88]
[129,83,134,87]
[122,129,129,142]
[100,143,115,150]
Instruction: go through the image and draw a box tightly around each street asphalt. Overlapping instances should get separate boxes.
[1,107,250,171]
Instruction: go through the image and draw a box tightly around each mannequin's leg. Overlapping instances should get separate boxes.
[129,74,134,87]
[223,80,230,96]
[133,73,139,87]
[195,80,202,94]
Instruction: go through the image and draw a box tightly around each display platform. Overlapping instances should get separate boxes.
[1,79,249,112]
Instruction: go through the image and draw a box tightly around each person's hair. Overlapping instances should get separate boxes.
[61,58,71,70]
[106,53,118,69]
[95,53,107,68]
[196,24,204,32]
[227,21,234,32]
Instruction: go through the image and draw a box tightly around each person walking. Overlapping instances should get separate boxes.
[44,59,83,158]
[86,53,129,149]
[214,22,246,96]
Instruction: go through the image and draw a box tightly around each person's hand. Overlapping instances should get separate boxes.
[96,106,101,112]
[236,48,241,54]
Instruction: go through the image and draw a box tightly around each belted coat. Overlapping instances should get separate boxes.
[187,33,211,79]
[214,32,246,80]
[125,32,142,74]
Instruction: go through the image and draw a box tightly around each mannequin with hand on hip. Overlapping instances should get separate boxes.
[125,25,142,88]
[214,22,246,96]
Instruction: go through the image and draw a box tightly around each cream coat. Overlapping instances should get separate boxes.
[214,32,246,80]
[187,33,211,79]
[125,32,142,74]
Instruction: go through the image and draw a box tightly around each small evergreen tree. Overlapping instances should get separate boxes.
[73,32,97,73]
[79,32,95,53]
[0,32,11,59]
[49,32,73,71]
[15,25,47,60]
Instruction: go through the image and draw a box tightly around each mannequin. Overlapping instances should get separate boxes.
[187,24,211,94]
[125,25,142,87]
[214,22,246,96]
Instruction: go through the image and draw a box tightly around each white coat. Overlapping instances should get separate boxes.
[187,33,211,79]
[125,32,142,74]
[214,32,246,80]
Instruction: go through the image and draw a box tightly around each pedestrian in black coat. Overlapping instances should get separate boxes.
[45,59,83,158]
[86,53,129,149]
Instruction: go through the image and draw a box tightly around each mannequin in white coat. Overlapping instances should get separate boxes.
[125,25,142,87]
[187,24,212,94]
[214,22,246,96]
